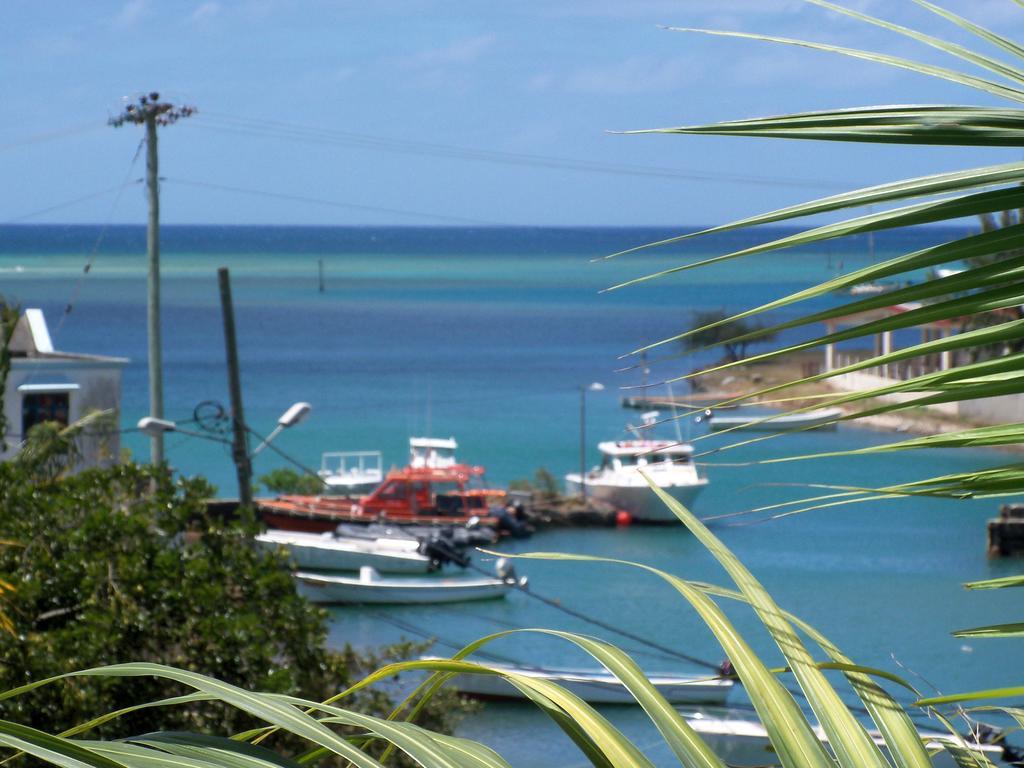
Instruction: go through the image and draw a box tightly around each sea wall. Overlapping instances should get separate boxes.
[831,371,1024,426]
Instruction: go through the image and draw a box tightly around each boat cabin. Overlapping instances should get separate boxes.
[597,440,693,472]
[409,436,459,469]
[360,465,503,519]
[318,450,383,494]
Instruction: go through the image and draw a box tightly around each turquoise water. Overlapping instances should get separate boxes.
[3,224,1021,765]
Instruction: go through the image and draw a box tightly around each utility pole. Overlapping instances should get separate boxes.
[110,93,195,467]
[218,267,253,508]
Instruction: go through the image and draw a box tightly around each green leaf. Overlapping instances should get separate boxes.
[0,721,127,768]
[639,482,892,768]
[663,242,1024,353]
[910,0,1024,67]
[357,658,659,768]
[808,0,1024,87]
[628,105,1024,146]
[663,27,1024,102]
[952,622,1024,638]
[917,687,1024,706]
[687,581,932,768]
[474,555,839,768]
[964,574,1024,590]
[601,162,1024,267]
[0,663,387,768]
[127,733,304,768]
[608,186,1024,294]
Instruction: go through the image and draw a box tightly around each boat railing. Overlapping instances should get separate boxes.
[320,450,383,478]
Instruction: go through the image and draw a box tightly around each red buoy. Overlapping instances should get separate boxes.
[615,510,633,527]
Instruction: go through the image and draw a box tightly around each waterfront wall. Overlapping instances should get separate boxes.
[830,371,1024,425]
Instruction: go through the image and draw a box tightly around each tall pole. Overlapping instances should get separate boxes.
[110,92,195,468]
[145,113,163,466]
[218,267,253,508]
[579,385,587,506]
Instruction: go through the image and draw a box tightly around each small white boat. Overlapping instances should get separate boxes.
[565,440,707,522]
[684,711,1006,768]
[708,407,842,432]
[295,565,520,604]
[409,436,460,469]
[849,282,889,296]
[256,529,436,574]
[318,450,383,495]
[431,658,733,705]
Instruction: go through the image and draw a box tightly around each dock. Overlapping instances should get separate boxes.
[988,504,1024,556]
[621,392,745,411]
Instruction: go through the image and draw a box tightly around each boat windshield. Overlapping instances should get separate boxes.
[606,452,687,468]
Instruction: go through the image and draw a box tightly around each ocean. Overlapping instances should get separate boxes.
[2,223,1021,765]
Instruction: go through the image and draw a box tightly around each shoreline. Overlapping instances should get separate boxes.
[665,353,1021,452]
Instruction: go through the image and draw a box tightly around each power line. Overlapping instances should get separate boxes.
[2,182,139,224]
[51,140,146,340]
[195,111,845,192]
[0,122,104,153]
[164,177,504,225]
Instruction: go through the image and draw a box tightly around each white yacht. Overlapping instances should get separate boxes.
[565,439,707,521]
[317,450,383,495]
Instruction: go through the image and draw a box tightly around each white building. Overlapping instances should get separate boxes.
[2,308,128,468]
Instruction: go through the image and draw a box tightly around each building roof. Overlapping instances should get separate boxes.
[9,308,128,364]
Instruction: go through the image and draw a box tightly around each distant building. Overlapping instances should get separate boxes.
[822,301,1024,425]
[2,308,128,468]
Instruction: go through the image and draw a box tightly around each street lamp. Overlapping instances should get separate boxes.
[137,401,313,506]
[252,402,312,456]
[579,382,604,507]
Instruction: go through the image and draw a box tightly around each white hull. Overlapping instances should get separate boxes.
[320,477,381,495]
[685,713,1004,768]
[434,660,732,705]
[256,530,433,574]
[709,408,842,432]
[295,570,512,604]
[564,475,707,521]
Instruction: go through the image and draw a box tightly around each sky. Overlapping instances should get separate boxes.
[4,0,1024,227]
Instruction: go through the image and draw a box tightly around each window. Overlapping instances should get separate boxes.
[22,392,70,436]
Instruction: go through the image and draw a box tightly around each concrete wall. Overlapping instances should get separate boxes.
[831,370,1024,425]
[958,394,1024,426]
[3,357,125,468]
[829,371,958,415]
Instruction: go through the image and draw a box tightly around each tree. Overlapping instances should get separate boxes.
[683,309,779,363]
[259,466,324,495]
[0,435,461,741]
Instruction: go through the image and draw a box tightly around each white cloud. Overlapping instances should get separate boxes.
[564,55,701,94]
[399,34,497,69]
[189,2,222,24]
[111,0,148,29]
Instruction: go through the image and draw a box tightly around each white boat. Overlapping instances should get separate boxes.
[849,282,889,296]
[708,407,842,432]
[256,528,435,574]
[429,658,733,705]
[409,436,459,469]
[565,440,707,521]
[684,711,1006,768]
[294,565,520,604]
[318,450,383,495]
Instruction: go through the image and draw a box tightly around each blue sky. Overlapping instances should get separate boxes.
[4,0,1024,226]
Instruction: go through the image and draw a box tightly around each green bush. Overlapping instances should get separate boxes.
[0,456,460,740]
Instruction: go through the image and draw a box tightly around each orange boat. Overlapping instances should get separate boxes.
[258,461,505,533]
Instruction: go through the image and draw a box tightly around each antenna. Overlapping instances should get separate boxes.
[665,382,684,442]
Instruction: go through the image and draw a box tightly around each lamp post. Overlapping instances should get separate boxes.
[251,402,311,456]
[579,382,604,507]
[137,401,313,504]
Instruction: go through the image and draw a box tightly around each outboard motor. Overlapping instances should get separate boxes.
[492,505,532,539]
[421,536,471,568]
